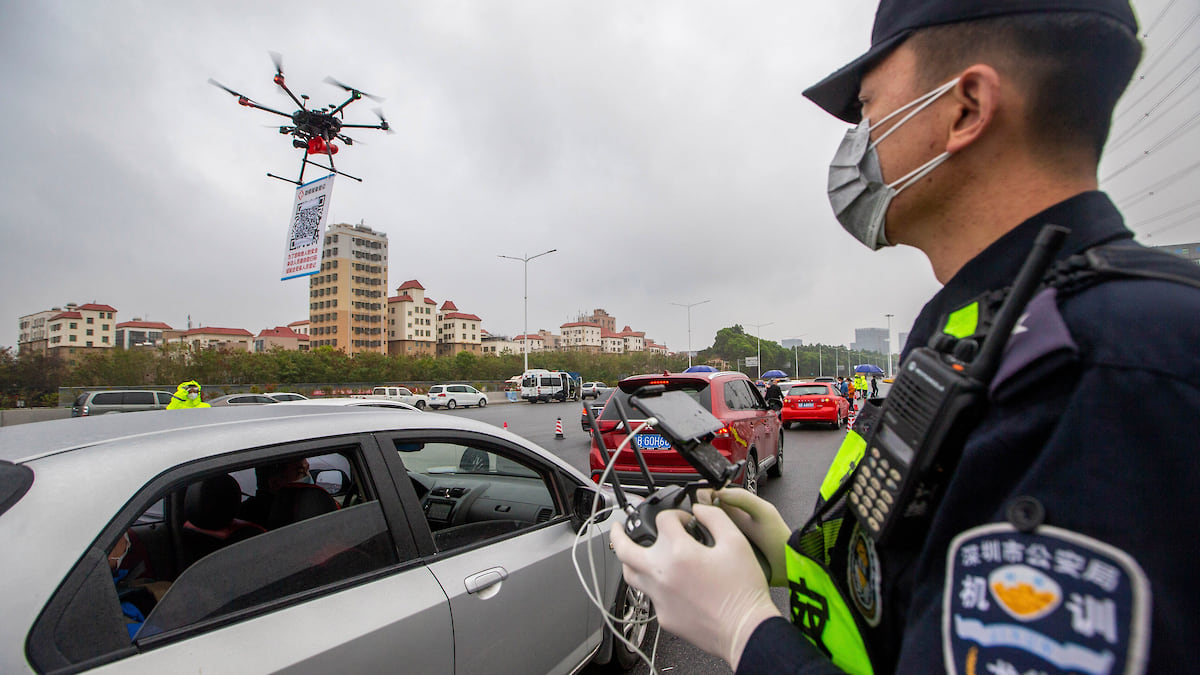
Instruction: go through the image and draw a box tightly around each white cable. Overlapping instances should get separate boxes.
[572,419,664,673]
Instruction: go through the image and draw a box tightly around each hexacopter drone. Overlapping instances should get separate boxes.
[209,52,391,185]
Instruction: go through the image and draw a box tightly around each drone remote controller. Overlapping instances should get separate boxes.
[624,484,714,547]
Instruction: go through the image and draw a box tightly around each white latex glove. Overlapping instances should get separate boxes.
[700,487,792,587]
[611,504,781,671]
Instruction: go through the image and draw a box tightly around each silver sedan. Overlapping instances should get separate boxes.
[0,406,649,673]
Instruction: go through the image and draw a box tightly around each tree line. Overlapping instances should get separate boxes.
[0,325,890,408]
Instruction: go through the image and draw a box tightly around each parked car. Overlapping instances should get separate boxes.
[278,397,420,412]
[781,381,849,429]
[352,386,429,409]
[207,394,279,406]
[581,399,606,432]
[0,406,648,673]
[588,371,783,495]
[264,392,308,402]
[581,382,608,399]
[71,390,174,416]
[427,384,488,410]
[813,376,837,384]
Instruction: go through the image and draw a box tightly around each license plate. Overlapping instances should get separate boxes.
[635,434,672,450]
[797,402,814,408]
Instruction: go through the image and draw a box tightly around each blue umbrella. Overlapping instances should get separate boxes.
[854,364,885,374]
[762,369,788,379]
[684,365,718,373]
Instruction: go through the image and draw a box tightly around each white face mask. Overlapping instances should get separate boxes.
[187,392,199,400]
[826,78,960,250]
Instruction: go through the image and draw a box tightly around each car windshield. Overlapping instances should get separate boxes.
[601,380,711,420]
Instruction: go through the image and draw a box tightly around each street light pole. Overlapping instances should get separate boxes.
[498,249,557,373]
[670,300,710,368]
[885,313,895,377]
[750,322,774,381]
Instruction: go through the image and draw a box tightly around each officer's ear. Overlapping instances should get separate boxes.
[945,64,1001,155]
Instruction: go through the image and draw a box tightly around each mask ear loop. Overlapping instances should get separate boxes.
[887,151,952,193]
[869,77,961,148]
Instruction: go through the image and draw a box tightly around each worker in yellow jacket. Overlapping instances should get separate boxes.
[167,380,211,409]
[853,373,867,400]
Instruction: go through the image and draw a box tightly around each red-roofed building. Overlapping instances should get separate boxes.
[600,329,625,354]
[115,320,174,349]
[618,325,647,353]
[645,340,668,355]
[387,280,436,357]
[287,319,310,336]
[19,302,118,363]
[170,327,255,352]
[560,321,602,353]
[437,301,483,357]
[255,326,310,352]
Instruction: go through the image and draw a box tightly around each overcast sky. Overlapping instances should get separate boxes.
[2,1,1196,354]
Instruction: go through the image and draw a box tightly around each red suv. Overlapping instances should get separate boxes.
[587,371,783,494]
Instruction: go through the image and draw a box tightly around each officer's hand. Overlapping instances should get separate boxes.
[697,487,791,587]
[611,504,781,671]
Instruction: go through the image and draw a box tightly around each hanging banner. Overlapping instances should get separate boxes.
[281,174,335,280]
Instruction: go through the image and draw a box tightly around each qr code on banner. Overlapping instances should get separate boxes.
[289,194,325,250]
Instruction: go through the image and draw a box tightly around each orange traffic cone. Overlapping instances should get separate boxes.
[555,417,564,440]
[503,421,508,430]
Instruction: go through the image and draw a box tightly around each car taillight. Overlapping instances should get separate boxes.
[82,406,90,416]
[714,426,730,437]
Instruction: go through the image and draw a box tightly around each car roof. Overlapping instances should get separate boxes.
[0,405,527,467]
[616,371,745,389]
[275,398,419,411]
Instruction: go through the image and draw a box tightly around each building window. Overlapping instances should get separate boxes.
[69,335,77,342]
[69,322,77,329]
[86,317,94,324]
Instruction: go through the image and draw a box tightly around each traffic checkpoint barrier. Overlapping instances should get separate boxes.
[847,409,857,430]
[555,417,564,440]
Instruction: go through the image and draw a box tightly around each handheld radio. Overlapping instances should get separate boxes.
[849,225,1069,544]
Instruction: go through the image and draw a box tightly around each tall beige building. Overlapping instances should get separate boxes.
[308,223,388,354]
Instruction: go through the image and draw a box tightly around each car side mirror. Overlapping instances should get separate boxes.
[768,399,783,411]
[315,470,348,496]
[571,485,610,530]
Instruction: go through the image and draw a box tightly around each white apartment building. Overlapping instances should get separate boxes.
[560,322,602,352]
[387,280,438,357]
[437,301,482,357]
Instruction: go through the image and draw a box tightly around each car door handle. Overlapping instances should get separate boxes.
[465,566,509,594]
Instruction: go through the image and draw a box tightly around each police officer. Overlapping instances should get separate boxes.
[611,1,1200,672]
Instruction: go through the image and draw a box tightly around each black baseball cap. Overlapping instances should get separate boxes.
[803,0,1138,123]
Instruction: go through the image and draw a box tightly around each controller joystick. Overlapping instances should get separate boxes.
[624,485,714,547]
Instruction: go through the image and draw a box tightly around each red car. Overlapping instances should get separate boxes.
[588,371,783,495]
[781,381,849,429]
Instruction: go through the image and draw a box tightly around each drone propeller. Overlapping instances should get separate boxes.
[324,76,384,102]
[208,78,248,99]
[269,51,285,78]
[373,107,394,134]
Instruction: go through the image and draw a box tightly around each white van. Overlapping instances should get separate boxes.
[520,369,579,403]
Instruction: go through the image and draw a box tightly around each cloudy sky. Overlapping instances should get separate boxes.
[2,1,1196,354]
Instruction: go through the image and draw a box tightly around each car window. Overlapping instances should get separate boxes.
[124,392,155,405]
[73,394,88,407]
[93,392,121,405]
[792,385,830,396]
[540,377,556,386]
[724,381,754,410]
[156,392,172,405]
[449,386,466,393]
[392,439,557,553]
[32,445,403,671]
[602,381,711,420]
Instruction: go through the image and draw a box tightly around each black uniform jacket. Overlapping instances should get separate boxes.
[738,192,1200,673]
